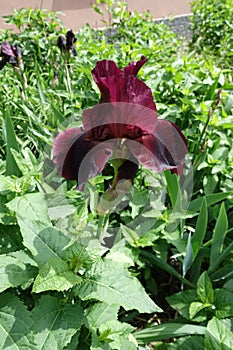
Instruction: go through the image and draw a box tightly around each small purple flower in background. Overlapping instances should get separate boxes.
[0,42,24,71]
[53,57,187,192]
[56,30,77,57]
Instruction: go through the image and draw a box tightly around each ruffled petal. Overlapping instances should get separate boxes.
[91,59,156,111]
[52,128,114,189]
[122,56,147,77]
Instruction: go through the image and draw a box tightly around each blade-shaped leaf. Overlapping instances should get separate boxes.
[32,295,84,350]
[75,259,162,313]
[210,203,228,271]
[0,293,36,349]
[191,197,207,258]
[134,323,206,343]
[4,111,21,177]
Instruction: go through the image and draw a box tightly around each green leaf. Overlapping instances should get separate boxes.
[205,317,233,350]
[86,303,119,330]
[0,224,22,253]
[167,290,198,320]
[183,232,194,277]
[32,295,84,350]
[164,170,179,208]
[189,192,232,212]
[7,193,71,265]
[141,251,195,288]
[191,197,207,258]
[134,323,206,343]
[32,258,82,293]
[4,111,21,177]
[0,251,37,292]
[0,293,36,349]
[209,202,228,271]
[167,336,205,350]
[97,320,136,350]
[75,259,162,313]
[214,289,233,318]
[189,302,210,320]
[197,271,214,304]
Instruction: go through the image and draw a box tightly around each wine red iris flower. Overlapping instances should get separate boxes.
[53,56,187,190]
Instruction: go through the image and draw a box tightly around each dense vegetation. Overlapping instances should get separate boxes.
[0,1,232,349]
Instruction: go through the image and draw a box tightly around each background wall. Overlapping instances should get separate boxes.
[0,0,191,30]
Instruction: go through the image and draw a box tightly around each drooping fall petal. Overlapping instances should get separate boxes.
[52,128,115,189]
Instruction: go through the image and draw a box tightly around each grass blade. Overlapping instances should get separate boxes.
[191,197,208,258]
[4,110,21,176]
[209,203,228,272]
[134,323,206,343]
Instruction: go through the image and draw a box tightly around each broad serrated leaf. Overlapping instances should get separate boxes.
[75,259,162,313]
[99,320,136,349]
[32,295,84,350]
[7,193,71,265]
[0,293,36,349]
[0,251,37,292]
[86,303,119,330]
[205,317,233,350]
[33,258,82,293]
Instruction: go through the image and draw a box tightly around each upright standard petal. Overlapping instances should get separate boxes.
[91,58,156,111]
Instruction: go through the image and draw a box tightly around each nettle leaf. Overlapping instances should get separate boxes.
[32,258,82,293]
[98,320,136,350]
[214,288,233,318]
[86,302,119,330]
[0,250,37,292]
[197,271,214,304]
[205,317,233,350]
[32,295,84,350]
[0,292,36,349]
[75,259,162,313]
[7,193,71,265]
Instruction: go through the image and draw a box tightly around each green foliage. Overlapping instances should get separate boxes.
[0,3,232,349]
[190,0,233,64]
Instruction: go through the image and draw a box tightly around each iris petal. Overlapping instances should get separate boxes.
[92,58,156,111]
[53,128,114,189]
[82,103,157,135]
[127,120,187,173]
